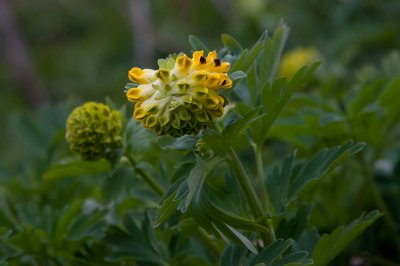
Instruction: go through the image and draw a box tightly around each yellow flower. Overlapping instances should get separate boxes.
[126,50,232,137]
[66,102,123,160]
[279,47,319,78]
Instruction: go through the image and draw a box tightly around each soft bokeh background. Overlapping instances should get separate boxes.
[2,0,400,174]
[2,0,400,109]
[0,0,400,156]
[1,0,400,263]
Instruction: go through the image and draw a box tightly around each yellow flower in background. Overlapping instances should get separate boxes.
[279,47,319,78]
[66,102,123,160]
[126,50,232,137]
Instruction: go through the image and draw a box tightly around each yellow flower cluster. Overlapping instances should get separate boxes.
[126,50,232,137]
[66,102,123,160]
[279,47,319,78]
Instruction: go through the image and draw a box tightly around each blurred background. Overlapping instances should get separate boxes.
[2,0,400,109]
[2,0,400,169]
[1,0,400,264]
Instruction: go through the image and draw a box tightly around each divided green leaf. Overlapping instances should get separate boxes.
[153,191,179,227]
[43,159,110,180]
[101,167,128,203]
[266,141,365,215]
[249,239,293,265]
[289,140,365,198]
[259,23,289,83]
[312,210,382,265]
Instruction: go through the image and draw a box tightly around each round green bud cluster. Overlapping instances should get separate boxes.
[66,102,123,160]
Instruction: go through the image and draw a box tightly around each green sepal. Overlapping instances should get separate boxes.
[221,34,243,54]
[188,35,209,53]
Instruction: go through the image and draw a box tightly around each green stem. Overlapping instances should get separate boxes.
[253,144,273,214]
[267,220,276,242]
[196,227,221,257]
[358,154,400,251]
[227,146,263,217]
[227,145,274,245]
[212,120,223,133]
[126,153,164,197]
[254,144,277,243]
[125,153,221,257]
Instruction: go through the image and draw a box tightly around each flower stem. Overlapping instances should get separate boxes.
[254,144,277,243]
[125,152,221,257]
[196,227,221,257]
[227,145,274,245]
[227,146,263,217]
[253,143,274,215]
[126,153,164,197]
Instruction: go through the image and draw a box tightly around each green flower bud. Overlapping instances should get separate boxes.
[195,138,214,158]
[66,102,123,160]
